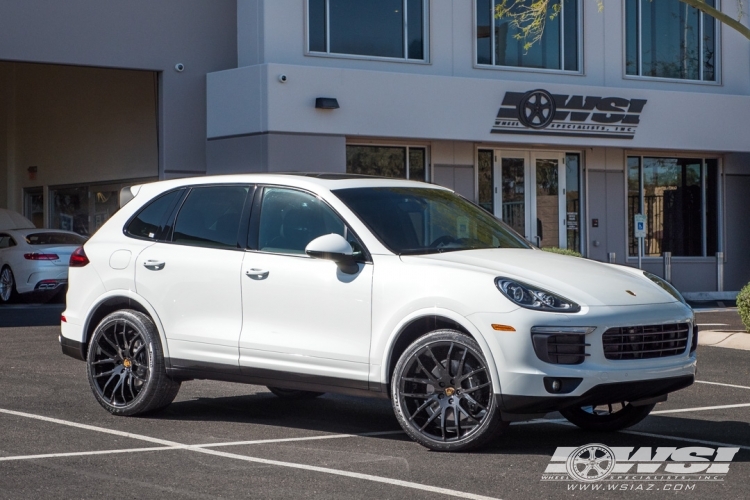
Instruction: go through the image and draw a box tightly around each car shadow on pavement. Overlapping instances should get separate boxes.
[155,392,409,441]
[0,303,65,327]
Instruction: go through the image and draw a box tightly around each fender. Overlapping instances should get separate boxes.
[83,289,171,361]
[379,307,503,396]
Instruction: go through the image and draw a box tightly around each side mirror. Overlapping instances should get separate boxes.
[305,233,359,274]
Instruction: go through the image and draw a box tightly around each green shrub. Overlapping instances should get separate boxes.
[541,247,583,258]
[738,282,750,332]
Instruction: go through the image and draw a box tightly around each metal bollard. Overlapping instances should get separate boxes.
[717,251,724,292]
[663,252,672,283]
[607,252,616,264]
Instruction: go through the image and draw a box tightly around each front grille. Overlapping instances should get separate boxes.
[603,323,690,360]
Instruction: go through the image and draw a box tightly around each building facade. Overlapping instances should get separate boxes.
[2,0,750,292]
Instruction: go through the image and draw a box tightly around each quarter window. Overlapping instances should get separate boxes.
[0,234,16,249]
[308,0,426,60]
[125,189,184,241]
[626,0,717,82]
[346,145,428,181]
[476,0,580,72]
[172,186,249,250]
[628,157,719,257]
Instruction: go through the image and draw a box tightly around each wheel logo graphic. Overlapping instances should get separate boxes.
[518,89,556,129]
[566,444,616,482]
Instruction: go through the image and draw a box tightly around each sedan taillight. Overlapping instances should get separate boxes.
[69,247,90,267]
[24,253,59,260]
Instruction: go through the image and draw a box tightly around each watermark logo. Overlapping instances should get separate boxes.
[542,444,739,491]
[565,444,616,482]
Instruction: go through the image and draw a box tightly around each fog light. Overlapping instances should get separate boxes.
[550,379,562,392]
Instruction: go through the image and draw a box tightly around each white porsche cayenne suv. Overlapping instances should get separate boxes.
[60,174,696,452]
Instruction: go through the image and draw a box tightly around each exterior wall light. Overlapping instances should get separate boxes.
[315,97,339,109]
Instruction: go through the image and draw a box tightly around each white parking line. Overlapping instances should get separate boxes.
[696,380,750,390]
[0,446,179,462]
[194,430,404,448]
[652,402,750,414]
[0,408,498,500]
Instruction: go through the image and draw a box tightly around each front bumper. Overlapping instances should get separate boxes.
[500,375,694,413]
[468,301,697,410]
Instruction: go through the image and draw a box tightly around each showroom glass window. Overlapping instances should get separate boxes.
[476,0,580,71]
[308,0,426,60]
[346,145,428,181]
[628,157,719,257]
[626,0,717,81]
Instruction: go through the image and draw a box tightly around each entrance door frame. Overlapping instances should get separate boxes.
[493,150,567,249]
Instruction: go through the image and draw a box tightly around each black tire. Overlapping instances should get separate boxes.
[560,402,656,432]
[87,310,180,416]
[0,266,19,304]
[391,330,505,452]
[267,386,325,400]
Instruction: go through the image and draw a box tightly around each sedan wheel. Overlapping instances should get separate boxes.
[391,330,505,451]
[560,402,656,431]
[0,266,18,303]
[87,310,180,416]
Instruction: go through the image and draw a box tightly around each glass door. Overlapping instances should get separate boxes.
[493,151,567,249]
[531,152,566,249]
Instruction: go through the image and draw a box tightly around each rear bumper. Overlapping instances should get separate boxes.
[499,374,694,414]
[59,334,85,361]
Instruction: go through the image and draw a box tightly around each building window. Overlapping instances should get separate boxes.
[50,179,156,236]
[346,145,428,181]
[308,0,426,61]
[476,0,580,72]
[626,0,717,82]
[477,150,494,213]
[628,157,719,257]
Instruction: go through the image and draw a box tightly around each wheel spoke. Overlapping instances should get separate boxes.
[101,333,119,355]
[418,408,441,431]
[457,366,486,383]
[93,367,119,379]
[462,381,491,394]
[424,346,446,377]
[131,342,145,358]
[440,407,448,441]
[408,397,438,421]
[445,342,454,376]
[462,393,488,412]
[127,374,137,400]
[415,358,440,386]
[109,375,125,404]
[456,348,468,378]
[91,358,116,366]
[402,377,431,384]
[456,403,481,423]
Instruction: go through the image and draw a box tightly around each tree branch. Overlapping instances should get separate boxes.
[677,0,750,41]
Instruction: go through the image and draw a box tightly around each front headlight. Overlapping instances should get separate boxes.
[644,272,686,304]
[495,277,581,313]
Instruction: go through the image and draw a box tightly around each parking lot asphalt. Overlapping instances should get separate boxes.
[1,306,750,499]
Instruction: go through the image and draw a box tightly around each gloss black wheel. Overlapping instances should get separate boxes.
[267,387,325,399]
[87,310,180,416]
[391,330,505,452]
[560,402,655,431]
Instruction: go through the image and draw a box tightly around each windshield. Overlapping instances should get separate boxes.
[25,232,86,246]
[333,187,530,255]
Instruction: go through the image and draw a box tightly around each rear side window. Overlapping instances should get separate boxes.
[125,189,183,240]
[26,233,86,245]
[172,186,249,249]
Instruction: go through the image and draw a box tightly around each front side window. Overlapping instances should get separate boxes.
[628,157,719,257]
[257,187,365,258]
[308,0,426,60]
[334,187,530,255]
[172,186,249,250]
[346,145,428,181]
[476,0,580,72]
[626,0,717,82]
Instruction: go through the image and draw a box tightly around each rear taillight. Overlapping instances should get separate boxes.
[24,253,59,260]
[69,247,89,267]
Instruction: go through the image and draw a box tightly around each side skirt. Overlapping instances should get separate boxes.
[166,358,388,400]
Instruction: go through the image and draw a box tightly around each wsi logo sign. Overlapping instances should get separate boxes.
[542,444,739,483]
[492,89,647,139]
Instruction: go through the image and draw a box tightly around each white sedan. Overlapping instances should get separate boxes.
[0,228,86,303]
[60,174,696,452]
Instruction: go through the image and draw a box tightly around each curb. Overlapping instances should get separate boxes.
[698,330,750,351]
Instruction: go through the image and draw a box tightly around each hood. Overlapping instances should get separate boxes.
[0,209,35,230]
[403,248,677,307]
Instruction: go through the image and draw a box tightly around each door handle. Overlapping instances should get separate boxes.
[245,268,269,280]
[143,260,166,271]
